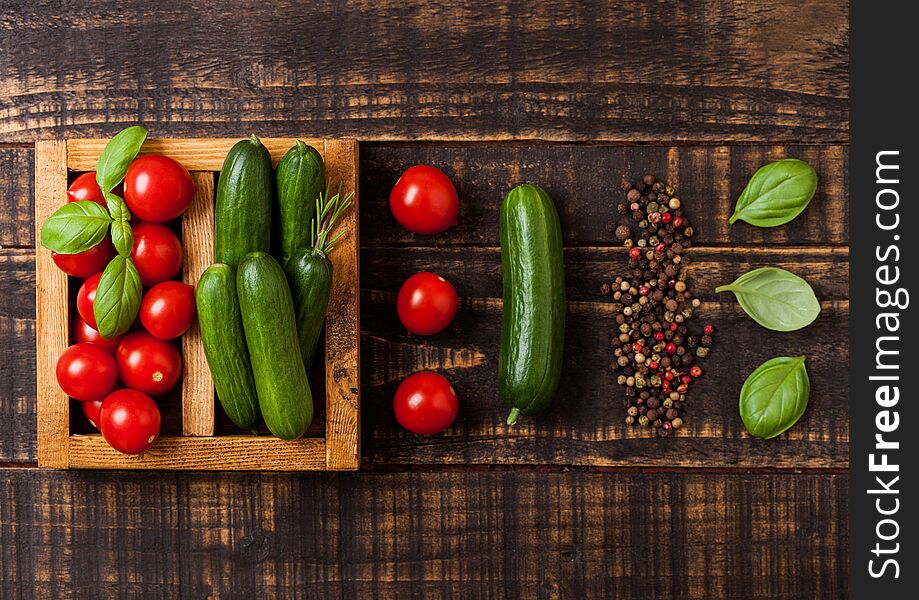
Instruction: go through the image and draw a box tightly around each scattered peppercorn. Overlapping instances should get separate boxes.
[606,174,715,434]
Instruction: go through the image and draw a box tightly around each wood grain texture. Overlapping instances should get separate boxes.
[67,435,326,470]
[0,249,35,462]
[0,1,847,143]
[361,144,849,246]
[323,139,361,470]
[181,172,216,436]
[0,148,34,248]
[3,142,849,467]
[0,469,848,599]
[67,137,328,171]
[33,141,69,468]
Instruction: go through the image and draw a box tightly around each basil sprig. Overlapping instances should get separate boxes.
[39,126,147,257]
[729,158,817,227]
[93,255,143,339]
[739,356,810,439]
[40,200,113,254]
[106,191,134,257]
[38,125,150,338]
[715,267,820,332]
[96,125,148,193]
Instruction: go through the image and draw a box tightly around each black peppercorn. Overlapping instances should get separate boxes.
[608,174,712,434]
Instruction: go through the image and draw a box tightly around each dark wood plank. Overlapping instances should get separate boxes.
[0,249,35,463]
[0,148,34,248]
[360,144,848,246]
[0,468,848,599]
[0,244,849,467]
[1,139,849,465]
[0,1,846,143]
[362,293,848,468]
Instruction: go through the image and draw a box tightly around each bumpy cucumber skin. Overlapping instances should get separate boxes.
[215,136,273,268]
[237,252,314,440]
[276,141,325,264]
[284,247,332,373]
[498,184,566,424]
[196,264,261,433]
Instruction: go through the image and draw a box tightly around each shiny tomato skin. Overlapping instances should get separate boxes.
[99,389,161,454]
[67,172,124,207]
[82,398,104,430]
[72,313,123,353]
[124,155,195,222]
[131,222,183,286]
[55,343,118,402]
[140,281,196,339]
[76,272,103,329]
[389,165,459,234]
[51,236,115,278]
[393,372,459,435]
[115,331,182,396]
[67,172,106,207]
[397,272,459,335]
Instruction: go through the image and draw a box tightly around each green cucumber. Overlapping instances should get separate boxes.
[283,184,354,373]
[237,252,313,440]
[285,248,332,372]
[215,135,273,268]
[499,183,566,425]
[195,264,261,433]
[276,141,325,264]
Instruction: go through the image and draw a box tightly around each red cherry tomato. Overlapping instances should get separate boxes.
[55,343,118,402]
[393,372,459,435]
[140,281,196,339]
[67,172,124,206]
[397,272,459,335]
[116,331,182,396]
[82,398,104,430]
[124,155,195,222]
[67,172,106,207]
[99,389,161,454]
[131,222,183,286]
[389,165,459,234]
[51,236,114,278]
[76,272,103,329]
[72,313,123,353]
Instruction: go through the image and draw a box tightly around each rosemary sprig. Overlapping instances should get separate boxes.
[311,179,354,256]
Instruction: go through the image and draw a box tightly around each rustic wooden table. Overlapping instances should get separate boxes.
[0,1,848,598]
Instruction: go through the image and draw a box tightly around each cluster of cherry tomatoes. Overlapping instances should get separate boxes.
[54,156,196,454]
[388,166,463,436]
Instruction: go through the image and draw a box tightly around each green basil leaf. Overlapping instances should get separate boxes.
[105,191,131,221]
[729,158,818,227]
[715,267,820,332]
[94,256,142,339]
[105,192,134,257]
[95,125,148,194]
[110,219,133,258]
[39,200,113,254]
[739,356,809,439]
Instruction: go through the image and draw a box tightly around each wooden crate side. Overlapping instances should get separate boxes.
[67,435,326,470]
[67,138,326,171]
[34,140,70,468]
[181,172,216,436]
[322,139,361,470]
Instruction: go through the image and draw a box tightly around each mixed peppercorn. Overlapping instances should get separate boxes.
[602,175,714,436]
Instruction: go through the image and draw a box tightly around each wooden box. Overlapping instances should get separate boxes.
[35,138,360,470]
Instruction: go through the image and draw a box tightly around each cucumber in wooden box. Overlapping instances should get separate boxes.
[237,251,313,440]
